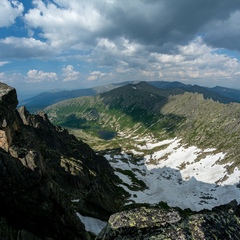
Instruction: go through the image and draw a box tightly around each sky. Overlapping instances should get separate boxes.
[1,0,240,98]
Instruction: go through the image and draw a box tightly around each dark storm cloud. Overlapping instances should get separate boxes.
[98,0,240,51]
[23,0,240,53]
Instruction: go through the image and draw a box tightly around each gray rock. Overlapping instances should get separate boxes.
[0,82,126,239]
[97,202,240,239]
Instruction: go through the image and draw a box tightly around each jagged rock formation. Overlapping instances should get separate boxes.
[97,201,240,239]
[0,82,126,239]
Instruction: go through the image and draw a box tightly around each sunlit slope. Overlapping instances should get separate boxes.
[45,82,240,170]
[45,82,184,143]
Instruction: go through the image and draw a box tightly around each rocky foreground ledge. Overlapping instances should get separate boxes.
[97,201,240,239]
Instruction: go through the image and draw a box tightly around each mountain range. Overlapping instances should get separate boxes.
[1,81,240,239]
[21,80,240,112]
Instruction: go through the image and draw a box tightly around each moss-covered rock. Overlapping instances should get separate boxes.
[97,201,240,239]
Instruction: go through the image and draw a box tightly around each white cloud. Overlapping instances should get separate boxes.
[87,70,112,82]
[87,71,104,81]
[62,65,81,82]
[143,37,240,84]
[80,34,240,88]
[0,37,54,58]
[0,0,23,27]
[1,1,240,92]
[0,73,5,79]
[26,69,58,83]
[24,0,108,49]
[18,1,240,89]
[0,61,9,67]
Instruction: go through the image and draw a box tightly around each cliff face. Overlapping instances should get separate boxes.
[0,83,126,239]
[0,83,19,151]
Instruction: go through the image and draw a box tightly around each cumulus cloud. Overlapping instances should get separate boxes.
[26,69,58,83]
[0,73,5,79]
[0,61,9,67]
[23,0,240,51]
[24,0,109,49]
[0,0,23,27]
[144,37,240,84]
[21,0,240,69]
[0,37,54,58]
[62,65,81,81]
[2,0,240,91]
[87,71,110,81]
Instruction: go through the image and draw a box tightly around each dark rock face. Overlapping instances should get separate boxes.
[0,83,126,239]
[0,148,87,240]
[0,83,18,151]
[16,106,126,219]
[97,202,240,239]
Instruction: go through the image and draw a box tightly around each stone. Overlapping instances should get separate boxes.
[97,202,240,239]
[0,82,126,239]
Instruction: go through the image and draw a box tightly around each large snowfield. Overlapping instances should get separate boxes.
[105,137,240,211]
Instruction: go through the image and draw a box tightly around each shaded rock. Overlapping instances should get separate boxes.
[0,82,127,239]
[17,106,127,220]
[0,82,18,128]
[0,217,42,240]
[0,83,18,151]
[0,147,88,240]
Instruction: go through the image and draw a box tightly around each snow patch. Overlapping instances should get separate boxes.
[144,139,228,184]
[138,138,176,150]
[105,138,240,211]
[76,213,107,235]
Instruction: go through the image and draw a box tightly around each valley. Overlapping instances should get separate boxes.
[45,81,240,213]
[1,80,240,239]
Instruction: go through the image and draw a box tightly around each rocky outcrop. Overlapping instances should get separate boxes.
[16,106,127,219]
[0,82,126,239]
[97,201,240,239]
[0,83,18,151]
[0,147,88,240]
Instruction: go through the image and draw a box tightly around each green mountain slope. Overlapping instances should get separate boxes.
[20,82,130,112]
[22,80,240,114]
[45,82,185,148]
[161,92,240,170]
[45,81,240,170]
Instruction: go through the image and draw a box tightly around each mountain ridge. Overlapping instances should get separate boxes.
[22,80,240,112]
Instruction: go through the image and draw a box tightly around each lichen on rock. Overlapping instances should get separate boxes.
[97,202,240,239]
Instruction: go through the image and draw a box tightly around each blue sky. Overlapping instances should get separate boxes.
[1,0,240,99]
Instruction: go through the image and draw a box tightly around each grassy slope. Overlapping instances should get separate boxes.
[45,84,240,171]
[161,92,240,170]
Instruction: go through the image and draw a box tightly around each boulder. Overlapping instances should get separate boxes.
[97,202,240,239]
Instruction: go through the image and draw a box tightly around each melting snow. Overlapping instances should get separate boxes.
[145,140,228,184]
[105,138,240,211]
[76,213,107,235]
[138,138,176,150]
